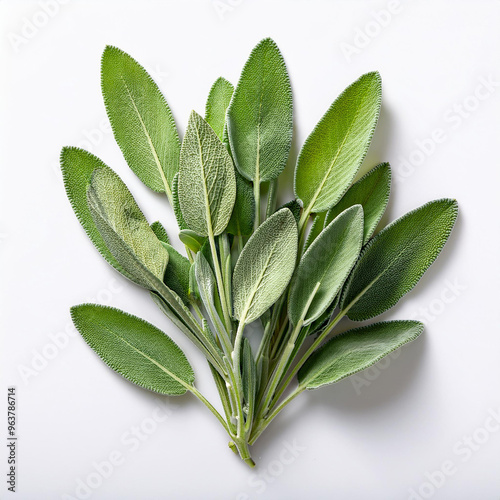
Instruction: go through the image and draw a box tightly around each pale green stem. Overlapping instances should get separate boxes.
[250,385,305,445]
[254,180,261,229]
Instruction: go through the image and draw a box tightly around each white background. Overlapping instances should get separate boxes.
[1,1,499,499]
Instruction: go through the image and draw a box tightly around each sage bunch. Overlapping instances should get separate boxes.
[61,39,458,467]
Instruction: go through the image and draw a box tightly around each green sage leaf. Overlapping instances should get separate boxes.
[101,46,180,198]
[226,171,255,237]
[294,72,382,213]
[150,221,170,244]
[340,199,458,321]
[288,205,364,326]
[298,321,423,389]
[87,167,169,287]
[325,162,390,244]
[227,38,293,184]
[171,173,188,230]
[179,229,206,254]
[205,77,234,140]
[60,147,131,279]
[162,243,191,304]
[71,304,194,395]
[178,111,236,237]
[232,208,298,324]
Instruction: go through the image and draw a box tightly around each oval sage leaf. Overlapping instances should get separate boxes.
[60,147,132,280]
[162,242,191,305]
[101,46,180,199]
[71,304,194,395]
[205,77,234,140]
[298,320,423,389]
[325,162,391,244]
[87,167,169,287]
[226,171,255,237]
[294,72,382,214]
[178,110,236,237]
[340,199,458,320]
[232,208,298,324]
[226,38,293,184]
[288,205,364,326]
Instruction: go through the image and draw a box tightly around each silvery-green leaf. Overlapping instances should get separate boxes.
[325,162,390,244]
[226,171,255,237]
[179,229,206,254]
[205,77,234,140]
[101,46,180,199]
[227,38,293,184]
[288,205,364,326]
[341,199,458,321]
[294,72,382,213]
[150,221,170,244]
[303,211,327,252]
[60,147,132,280]
[232,208,298,324]
[71,304,194,395]
[87,167,169,287]
[178,111,236,237]
[161,242,191,304]
[298,321,423,389]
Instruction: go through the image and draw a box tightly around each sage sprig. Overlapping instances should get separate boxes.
[61,39,458,467]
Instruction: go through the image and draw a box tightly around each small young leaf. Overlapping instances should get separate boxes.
[150,221,170,244]
[179,229,206,254]
[87,167,169,287]
[226,171,255,237]
[101,46,180,198]
[178,111,236,237]
[205,77,234,140]
[294,72,382,213]
[71,304,194,395]
[227,38,293,184]
[162,243,191,304]
[232,208,298,324]
[341,199,458,320]
[288,205,364,326]
[60,147,131,279]
[298,321,423,389]
[325,162,391,244]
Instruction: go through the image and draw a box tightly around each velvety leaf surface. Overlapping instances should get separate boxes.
[71,304,194,395]
[178,111,236,237]
[341,199,458,320]
[325,163,391,244]
[232,208,298,324]
[101,46,180,197]
[294,72,382,213]
[205,77,234,140]
[298,320,423,389]
[227,38,293,184]
[288,206,364,326]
